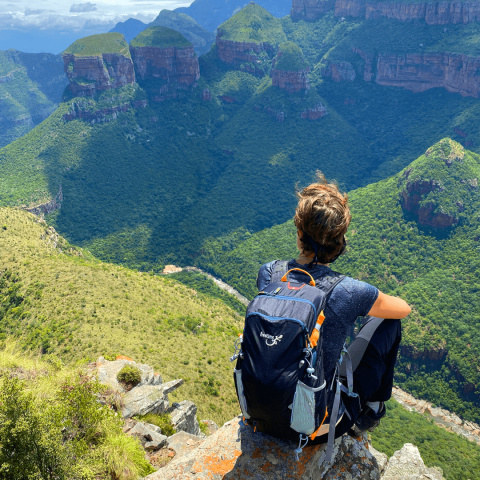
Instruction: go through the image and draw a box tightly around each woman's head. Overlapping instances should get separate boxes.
[294,172,351,264]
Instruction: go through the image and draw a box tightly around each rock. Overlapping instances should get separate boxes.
[163,265,183,274]
[125,420,168,450]
[322,61,356,82]
[370,445,389,474]
[169,400,202,436]
[26,186,63,217]
[272,69,310,93]
[374,52,480,98]
[144,416,381,479]
[167,431,205,456]
[199,419,218,436]
[62,33,135,97]
[291,0,336,20]
[216,38,276,76]
[96,356,163,393]
[381,443,445,479]
[122,379,184,418]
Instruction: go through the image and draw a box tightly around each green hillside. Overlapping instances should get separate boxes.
[0,50,67,148]
[196,138,480,424]
[0,207,243,424]
[275,41,308,71]
[63,32,130,57]
[216,2,287,44]
[130,26,192,49]
[1,207,480,479]
[148,10,215,55]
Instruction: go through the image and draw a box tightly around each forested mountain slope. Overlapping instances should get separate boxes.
[196,138,480,423]
[2,2,480,269]
[0,50,67,148]
[0,207,243,424]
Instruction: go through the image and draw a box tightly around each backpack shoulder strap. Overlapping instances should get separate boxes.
[315,271,345,297]
[269,260,289,284]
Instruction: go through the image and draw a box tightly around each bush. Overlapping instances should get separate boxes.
[116,365,142,390]
[136,412,176,437]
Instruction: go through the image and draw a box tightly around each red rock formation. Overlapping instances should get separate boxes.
[130,45,199,101]
[375,52,480,97]
[63,53,135,97]
[291,0,336,20]
[399,170,459,228]
[335,0,366,17]
[322,61,356,82]
[352,47,374,81]
[272,69,310,93]
[63,99,147,123]
[216,38,275,76]
[366,0,480,24]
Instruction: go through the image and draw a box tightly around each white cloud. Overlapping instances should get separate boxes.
[70,2,97,13]
[0,0,193,31]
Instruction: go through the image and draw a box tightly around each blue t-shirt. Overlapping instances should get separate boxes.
[256,260,379,382]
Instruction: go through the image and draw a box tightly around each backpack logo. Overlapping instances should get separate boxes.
[260,331,283,347]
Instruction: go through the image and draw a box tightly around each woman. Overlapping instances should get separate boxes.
[256,174,411,439]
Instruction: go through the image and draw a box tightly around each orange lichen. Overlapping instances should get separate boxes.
[261,462,273,472]
[197,449,243,476]
[116,355,134,361]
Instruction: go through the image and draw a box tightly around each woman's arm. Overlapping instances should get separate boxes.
[368,291,411,319]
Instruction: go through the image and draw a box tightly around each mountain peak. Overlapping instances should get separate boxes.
[63,32,130,57]
[399,138,480,229]
[130,26,192,49]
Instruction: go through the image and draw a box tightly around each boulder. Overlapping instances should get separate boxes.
[381,443,445,480]
[169,400,202,436]
[124,420,168,450]
[167,431,205,457]
[96,356,163,393]
[144,416,381,479]
[122,379,183,418]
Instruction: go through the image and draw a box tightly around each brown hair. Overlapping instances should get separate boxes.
[294,172,351,264]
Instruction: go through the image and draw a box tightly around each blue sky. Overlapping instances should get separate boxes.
[0,0,192,31]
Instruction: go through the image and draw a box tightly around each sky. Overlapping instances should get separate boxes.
[0,0,192,32]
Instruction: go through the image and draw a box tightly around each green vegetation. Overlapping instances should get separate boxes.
[149,10,215,55]
[130,26,191,49]
[275,42,308,71]
[0,342,154,479]
[0,50,67,148]
[135,412,176,436]
[195,139,480,424]
[371,399,480,480]
[216,3,287,44]
[63,32,130,57]
[0,208,243,424]
[117,364,142,389]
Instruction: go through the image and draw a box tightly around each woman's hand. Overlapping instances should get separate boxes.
[368,291,411,319]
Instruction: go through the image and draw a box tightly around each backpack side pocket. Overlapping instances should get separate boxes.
[290,380,327,435]
[234,369,250,419]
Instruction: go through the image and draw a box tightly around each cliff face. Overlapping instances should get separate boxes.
[291,0,336,20]
[300,0,480,24]
[216,38,275,76]
[271,68,310,93]
[63,53,135,97]
[375,52,480,98]
[130,45,199,100]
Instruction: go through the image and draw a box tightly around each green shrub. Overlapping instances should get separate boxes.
[136,412,176,437]
[116,365,142,389]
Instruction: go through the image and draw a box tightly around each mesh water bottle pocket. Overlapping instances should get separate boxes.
[290,380,326,435]
[234,369,250,419]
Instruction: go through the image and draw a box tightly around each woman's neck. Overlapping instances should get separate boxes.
[295,253,328,267]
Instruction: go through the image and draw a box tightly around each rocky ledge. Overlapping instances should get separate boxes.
[130,44,200,101]
[216,37,276,76]
[393,387,480,445]
[293,0,480,24]
[63,52,135,97]
[337,50,480,98]
[145,416,444,479]
[291,0,336,20]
